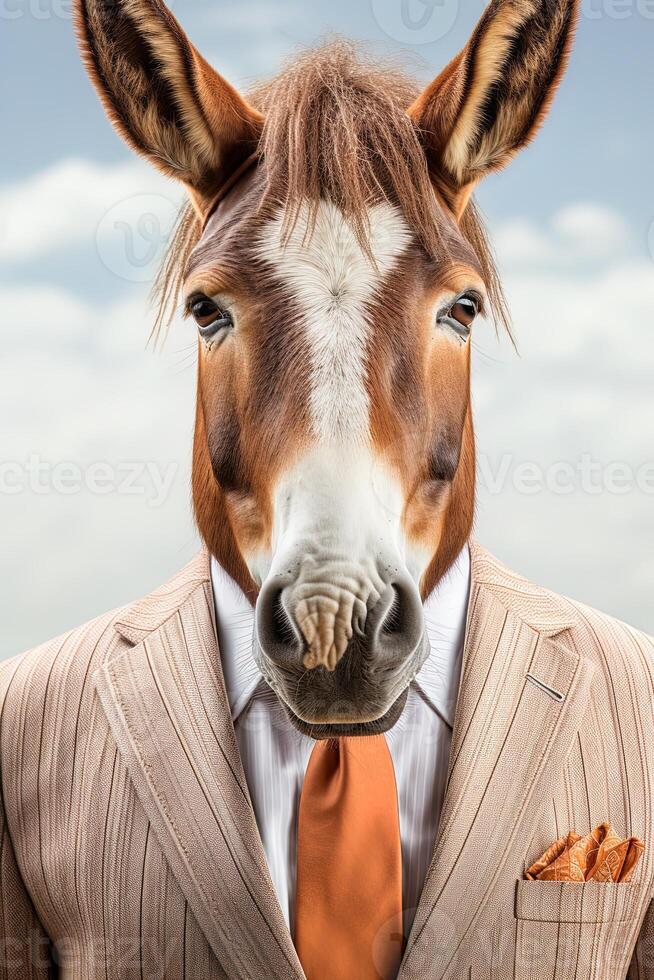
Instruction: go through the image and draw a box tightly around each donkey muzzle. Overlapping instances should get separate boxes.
[254,569,428,738]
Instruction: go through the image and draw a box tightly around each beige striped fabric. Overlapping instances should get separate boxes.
[0,543,652,979]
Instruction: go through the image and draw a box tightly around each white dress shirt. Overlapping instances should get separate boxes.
[210,547,470,936]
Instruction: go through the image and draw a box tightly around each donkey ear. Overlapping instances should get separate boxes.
[408,0,579,215]
[75,0,263,209]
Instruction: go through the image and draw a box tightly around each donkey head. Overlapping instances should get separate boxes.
[77,0,579,736]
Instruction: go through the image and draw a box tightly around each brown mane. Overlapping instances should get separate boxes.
[153,40,510,342]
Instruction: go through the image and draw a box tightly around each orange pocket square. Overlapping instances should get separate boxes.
[526,823,645,883]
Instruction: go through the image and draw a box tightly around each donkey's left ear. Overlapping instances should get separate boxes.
[75,0,263,213]
[409,0,580,217]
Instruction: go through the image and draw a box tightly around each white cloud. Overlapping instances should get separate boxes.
[500,260,654,369]
[473,213,654,632]
[491,218,552,265]
[494,203,631,269]
[0,282,200,656]
[1,284,195,456]
[0,158,182,264]
[1,284,91,346]
[551,203,629,256]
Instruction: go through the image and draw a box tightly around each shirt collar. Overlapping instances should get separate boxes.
[210,561,263,722]
[414,546,470,727]
[211,546,471,729]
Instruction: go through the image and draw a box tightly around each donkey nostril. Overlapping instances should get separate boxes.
[256,576,306,666]
[271,590,296,648]
[382,586,402,636]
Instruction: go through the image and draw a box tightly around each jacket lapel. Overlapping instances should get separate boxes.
[399,562,596,979]
[94,560,304,980]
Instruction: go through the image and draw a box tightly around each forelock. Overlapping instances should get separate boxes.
[153,39,511,344]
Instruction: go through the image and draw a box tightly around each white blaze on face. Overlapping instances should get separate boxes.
[257,200,412,444]
[267,445,409,670]
[255,202,420,669]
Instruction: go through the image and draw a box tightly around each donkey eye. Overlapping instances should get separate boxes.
[188,294,233,338]
[450,296,478,328]
[439,292,480,342]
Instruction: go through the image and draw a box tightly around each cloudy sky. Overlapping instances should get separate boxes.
[2,0,653,658]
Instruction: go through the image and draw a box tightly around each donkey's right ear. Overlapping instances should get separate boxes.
[408,0,580,219]
[75,0,263,212]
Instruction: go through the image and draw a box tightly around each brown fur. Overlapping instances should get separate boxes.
[76,2,580,603]
[153,42,511,342]
[409,0,580,192]
[75,0,262,201]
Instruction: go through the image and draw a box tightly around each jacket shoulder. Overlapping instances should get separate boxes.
[0,551,211,727]
[471,542,654,677]
[0,607,126,744]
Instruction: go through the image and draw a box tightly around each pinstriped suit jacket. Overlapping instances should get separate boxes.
[0,543,652,979]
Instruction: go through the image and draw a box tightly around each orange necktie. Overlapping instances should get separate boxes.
[294,736,403,980]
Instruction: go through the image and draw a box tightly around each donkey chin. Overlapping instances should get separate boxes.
[254,559,429,739]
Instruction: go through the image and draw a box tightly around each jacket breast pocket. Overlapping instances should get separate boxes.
[513,881,646,980]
